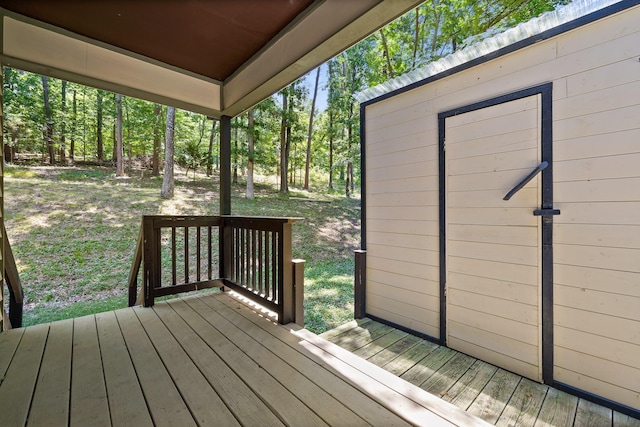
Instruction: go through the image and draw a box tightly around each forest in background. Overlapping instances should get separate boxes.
[2,0,570,197]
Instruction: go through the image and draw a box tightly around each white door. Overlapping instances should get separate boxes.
[444,94,542,381]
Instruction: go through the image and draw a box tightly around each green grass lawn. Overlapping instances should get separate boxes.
[4,164,361,333]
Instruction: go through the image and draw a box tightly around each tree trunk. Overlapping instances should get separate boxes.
[41,76,55,164]
[115,94,124,176]
[70,88,76,161]
[246,109,255,199]
[304,66,321,190]
[379,28,395,79]
[279,91,289,193]
[60,80,67,162]
[152,104,161,176]
[96,90,104,161]
[233,117,239,184]
[206,120,216,176]
[161,106,176,199]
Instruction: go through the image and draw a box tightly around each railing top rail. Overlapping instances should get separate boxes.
[221,216,301,223]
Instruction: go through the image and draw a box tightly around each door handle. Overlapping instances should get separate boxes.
[503,161,548,201]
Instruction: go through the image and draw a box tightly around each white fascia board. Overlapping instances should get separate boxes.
[1,13,222,117]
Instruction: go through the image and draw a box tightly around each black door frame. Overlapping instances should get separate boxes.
[438,82,555,385]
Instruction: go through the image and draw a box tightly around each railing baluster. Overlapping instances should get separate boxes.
[197,226,201,282]
[258,230,263,296]
[234,227,240,284]
[208,226,212,280]
[272,231,277,302]
[171,226,177,286]
[184,226,189,284]
[264,231,270,299]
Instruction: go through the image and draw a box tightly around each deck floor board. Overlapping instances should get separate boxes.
[323,318,639,427]
[0,291,496,426]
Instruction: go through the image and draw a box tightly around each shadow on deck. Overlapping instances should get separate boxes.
[0,291,492,427]
[321,319,640,427]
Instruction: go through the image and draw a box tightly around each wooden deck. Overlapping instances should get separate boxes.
[0,291,493,427]
[321,319,640,427]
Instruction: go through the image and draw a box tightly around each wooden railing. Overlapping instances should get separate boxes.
[128,215,304,325]
[3,225,23,329]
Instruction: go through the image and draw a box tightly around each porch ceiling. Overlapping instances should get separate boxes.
[0,0,423,118]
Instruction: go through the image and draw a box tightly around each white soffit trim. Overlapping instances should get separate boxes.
[2,15,221,113]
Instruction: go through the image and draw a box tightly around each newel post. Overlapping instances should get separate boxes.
[292,259,305,326]
[354,250,366,319]
[142,216,160,307]
[279,221,294,324]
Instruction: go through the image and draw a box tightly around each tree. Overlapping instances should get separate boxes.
[152,104,162,176]
[279,90,289,193]
[41,75,55,164]
[96,90,104,161]
[59,80,67,162]
[70,88,76,161]
[115,94,124,176]
[304,66,321,190]
[246,109,255,199]
[206,120,217,176]
[161,106,176,199]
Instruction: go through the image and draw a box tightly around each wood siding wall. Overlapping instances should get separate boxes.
[363,5,640,411]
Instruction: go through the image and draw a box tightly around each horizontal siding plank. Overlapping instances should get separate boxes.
[368,255,437,280]
[448,304,538,345]
[555,284,640,321]
[555,201,640,226]
[368,280,440,311]
[448,188,537,208]
[448,168,539,193]
[555,153,640,182]
[555,326,640,370]
[448,288,537,326]
[366,219,438,236]
[368,159,437,182]
[555,177,640,203]
[555,243,640,272]
[447,240,538,266]
[448,223,537,246]
[448,320,538,367]
[448,335,538,381]
[448,272,537,305]
[365,176,438,194]
[446,96,538,128]
[554,223,640,249]
[448,256,537,287]
[555,305,640,345]
[366,130,436,156]
[448,148,539,177]
[445,128,538,159]
[367,270,440,296]
[555,347,640,397]
[555,104,640,141]
[367,232,438,251]
[368,146,433,169]
[367,244,438,265]
[367,292,440,328]
[555,366,640,412]
[447,207,538,227]
[367,190,438,208]
[554,264,640,297]
[558,73,640,120]
[367,205,438,221]
[554,128,640,161]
